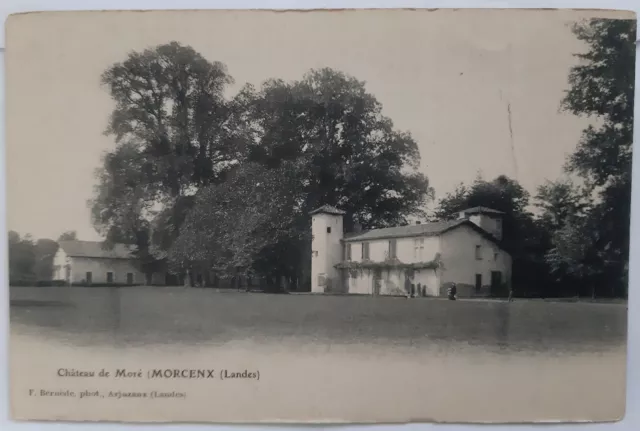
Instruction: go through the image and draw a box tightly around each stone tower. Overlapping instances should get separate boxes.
[310,205,345,293]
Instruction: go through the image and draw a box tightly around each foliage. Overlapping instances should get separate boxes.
[554,18,636,297]
[168,162,304,278]
[335,255,442,271]
[534,179,592,232]
[58,231,77,241]
[92,42,250,272]
[34,239,59,281]
[8,231,37,283]
[244,68,433,230]
[237,68,433,286]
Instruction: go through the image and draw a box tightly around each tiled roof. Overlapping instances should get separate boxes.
[343,219,469,242]
[58,240,137,259]
[310,204,346,215]
[460,206,504,215]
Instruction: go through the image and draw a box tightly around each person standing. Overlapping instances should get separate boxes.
[448,283,457,301]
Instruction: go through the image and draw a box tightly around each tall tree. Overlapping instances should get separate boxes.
[245,68,433,230]
[534,179,596,296]
[560,18,636,297]
[92,42,248,271]
[169,162,304,288]
[534,179,592,232]
[238,68,432,287]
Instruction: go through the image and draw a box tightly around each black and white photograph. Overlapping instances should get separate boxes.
[5,8,636,423]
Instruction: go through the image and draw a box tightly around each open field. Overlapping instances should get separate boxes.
[9,286,628,422]
[9,286,627,354]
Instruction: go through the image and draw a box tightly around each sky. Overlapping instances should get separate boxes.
[6,8,627,242]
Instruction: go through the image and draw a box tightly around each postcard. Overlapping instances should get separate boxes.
[5,8,635,423]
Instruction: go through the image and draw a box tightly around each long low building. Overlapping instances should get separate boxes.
[53,240,166,285]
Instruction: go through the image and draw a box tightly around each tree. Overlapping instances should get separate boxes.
[58,231,77,241]
[239,68,432,287]
[92,42,249,273]
[245,68,432,230]
[534,179,592,232]
[559,18,636,297]
[535,180,596,296]
[34,239,59,281]
[169,162,304,288]
[8,231,36,284]
[545,214,603,299]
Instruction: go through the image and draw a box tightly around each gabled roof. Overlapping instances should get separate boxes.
[310,204,346,216]
[58,240,137,259]
[459,206,504,216]
[343,219,467,242]
[343,219,505,249]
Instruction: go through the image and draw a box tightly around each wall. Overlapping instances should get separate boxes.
[52,249,69,280]
[342,234,441,296]
[346,235,439,263]
[311,213,344,293]
[468,214,502,241]
[345,267,439,296]
[68,257,146,284]
[439,224,512,297]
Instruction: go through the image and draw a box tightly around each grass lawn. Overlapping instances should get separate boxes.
[10,286,627,354]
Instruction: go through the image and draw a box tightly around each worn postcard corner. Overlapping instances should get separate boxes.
[5,7,634,424]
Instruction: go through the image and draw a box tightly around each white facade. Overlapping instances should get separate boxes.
[310,206,512,297]
[53,247,146,285]
[438,224,512,296]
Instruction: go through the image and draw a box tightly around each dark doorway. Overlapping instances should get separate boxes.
[491,271,503,295]
[475,274,482,293]
[127,273,134,285]
[86,271,92,285]
[372,269,382,296]
[107,272,114,284]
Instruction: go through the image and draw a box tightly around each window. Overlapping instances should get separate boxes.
[127,273,134,284]
[107,272,114,283]
[389,239,397,259]
[85,272,92,284]
[414,238,424,260]
[346,244,352,261]
[326,227,332,234]
[475,245,482,260]
[494,252,499,261]
[362,242,370,260]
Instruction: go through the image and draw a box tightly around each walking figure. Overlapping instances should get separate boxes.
[448,283,457,301]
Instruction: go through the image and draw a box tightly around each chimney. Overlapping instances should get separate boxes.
[353,222,362,233]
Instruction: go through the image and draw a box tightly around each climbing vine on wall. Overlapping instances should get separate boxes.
[336,253,442,278]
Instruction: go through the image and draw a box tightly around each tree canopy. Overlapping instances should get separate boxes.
[93,48,433,286]
[551,18,635,297]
